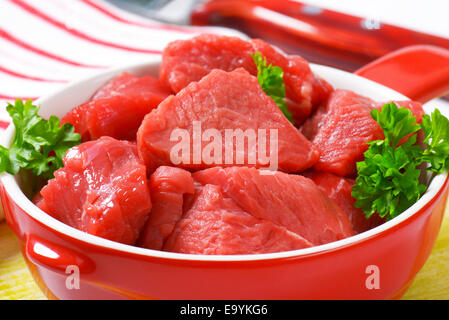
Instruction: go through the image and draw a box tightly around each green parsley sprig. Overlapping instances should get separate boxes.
[421,109,449,173]
[352,102,449,221]
[0,99,81,179]
[251,52,293,122]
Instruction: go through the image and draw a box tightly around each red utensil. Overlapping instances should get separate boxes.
[356,45,449,103]
[191,0,449,72]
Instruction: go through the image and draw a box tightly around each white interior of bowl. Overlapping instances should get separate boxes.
[1,58,447,261]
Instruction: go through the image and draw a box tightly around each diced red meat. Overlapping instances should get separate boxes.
[307,171,384,234]
[164,184,313,255]
[304,89,382,176]
[91,72,170,100]
[251,39,333,122]
[137,68,320,174]
[159,34,332,126]
[160,34,256,92]
[193,167,354,245]
[300,105,327,140]
[62,72,171,141]
[91,72,137,99]
[138,166,195,250]
[302,90,425,177]
[38,137,152,245]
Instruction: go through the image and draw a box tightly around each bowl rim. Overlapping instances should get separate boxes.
[1,59,447,262]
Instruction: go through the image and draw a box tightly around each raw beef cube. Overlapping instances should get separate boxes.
[303,90,383,176]
[39,137,152,245]
[193,167,354,245]
[62,72,171,141]
[160,34,332,125]
[164,184,313,255]
[138,166,195,250]
[302,90,425,176]
[307,171,384,234]
[137,68,320,174]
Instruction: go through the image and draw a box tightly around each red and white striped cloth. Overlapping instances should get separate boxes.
[0,0,244,128]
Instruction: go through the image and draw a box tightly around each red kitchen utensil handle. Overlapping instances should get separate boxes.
[191,0,449,71]
[25,235,95,273]
[355,45,449,103]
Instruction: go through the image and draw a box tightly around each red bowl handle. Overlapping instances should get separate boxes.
[355,45,449,103]
[25,235,95,274]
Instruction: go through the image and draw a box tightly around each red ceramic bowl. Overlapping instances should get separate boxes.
[1,45,449,300]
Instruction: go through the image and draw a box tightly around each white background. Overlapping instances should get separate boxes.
[299,0,449,38]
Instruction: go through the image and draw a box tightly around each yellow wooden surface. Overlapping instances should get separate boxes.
[0,210,448,300]
[0,222,45,300]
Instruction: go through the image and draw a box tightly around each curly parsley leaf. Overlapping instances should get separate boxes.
[352,133,425,220]
[420,109,449,173]
[370,102,421,148]
[251,52,293,122]
[0,99,81,179]
[351,102,449,221]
